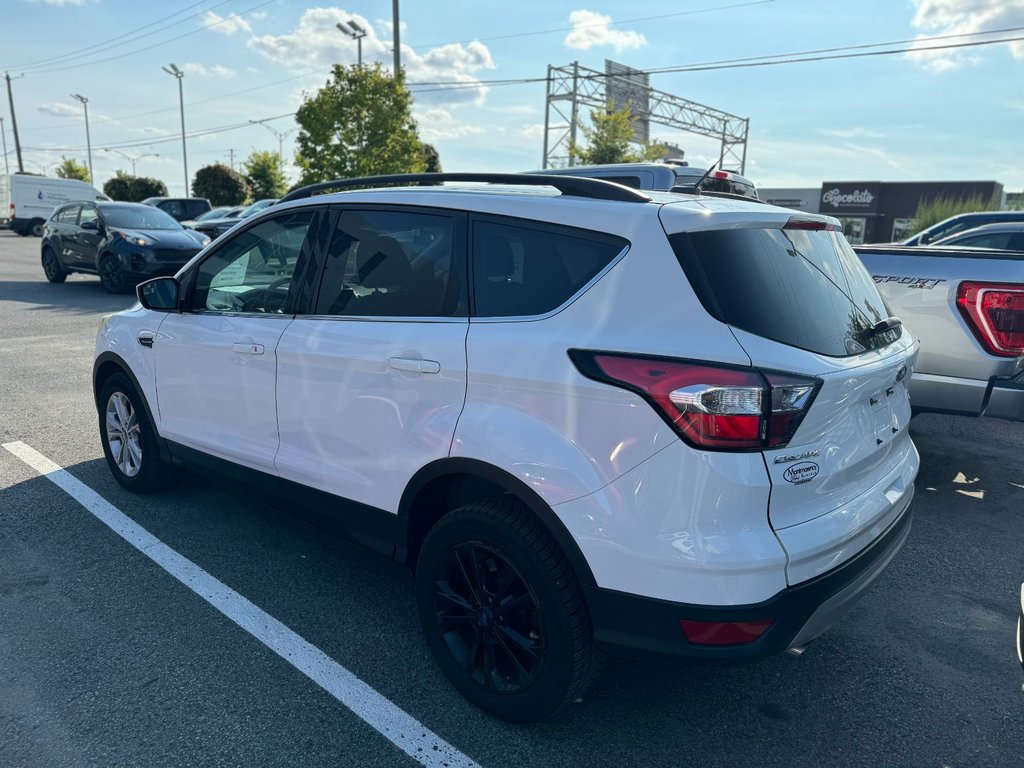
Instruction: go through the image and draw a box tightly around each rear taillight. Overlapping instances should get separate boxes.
[569,351,820,451]
[956,282,1024,357]
[784,215,840,231]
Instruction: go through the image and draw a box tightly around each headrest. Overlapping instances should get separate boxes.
[357,236,411,288]
[480,234,515,279]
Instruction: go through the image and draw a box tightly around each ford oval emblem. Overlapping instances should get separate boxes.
[783,462,819,485]
[895,364,908,382]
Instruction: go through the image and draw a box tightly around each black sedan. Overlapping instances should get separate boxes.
[40,201,211,293]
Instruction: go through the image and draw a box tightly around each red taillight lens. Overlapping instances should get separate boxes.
[712,170,730,180]
[784,215,840,231]
[956,282,1024,357]
[571,352,819,451]
[680,619,773,645]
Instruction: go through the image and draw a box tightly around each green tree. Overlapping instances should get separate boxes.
[422,143,442,173]
[570,105,668,165]
[192,163,249,205]
[243,150,288,200]
[295,63,424,185]
[102,170,168,202]
[55,156,90,183]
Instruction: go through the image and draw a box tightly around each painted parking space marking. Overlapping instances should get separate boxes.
[2,441,480,768]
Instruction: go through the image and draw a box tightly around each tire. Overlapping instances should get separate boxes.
[415,496,605,722]
[30,219,45,237]
[98,372,175,493]
[41,247,67,283]
[99,253,130,294]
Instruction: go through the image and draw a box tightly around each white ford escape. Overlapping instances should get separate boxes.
[93,173,919,722]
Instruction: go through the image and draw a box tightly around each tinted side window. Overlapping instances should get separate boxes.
[78,206,99,227]
[958,233,1013,249]
[192,210,316,314]
[160,200,185,219]
[188,201,210,219]
[315,209,465,318]
[472,219,626,318]
[55,205,80,224]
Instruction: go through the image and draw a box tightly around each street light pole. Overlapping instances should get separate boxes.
[392,0,401,76]
[102,148,159,175]
[70,93,93,184]
[336,20,367,67]
[249,119,296,164]
[162,63,189,196]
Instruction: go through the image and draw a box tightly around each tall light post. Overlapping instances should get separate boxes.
[162,63,189,196]
[102,148,159,176]
[248,119,296,164]
[392,0,401,75]
[70,93,93,184]
[336,20,367,67]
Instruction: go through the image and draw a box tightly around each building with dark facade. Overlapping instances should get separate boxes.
[761,180,1005,244]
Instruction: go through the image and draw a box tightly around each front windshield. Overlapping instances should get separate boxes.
[103,206,182,230]
[196,208,230,222]
[240,200,275,218]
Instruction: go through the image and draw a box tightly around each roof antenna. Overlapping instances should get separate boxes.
[691,158,720,191]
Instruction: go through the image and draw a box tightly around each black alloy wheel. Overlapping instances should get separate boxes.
[99,254,129,294]
[41,248,67,283]
[432,542,545,694]
[416,497,605,722]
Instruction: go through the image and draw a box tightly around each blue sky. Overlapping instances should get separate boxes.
[3,0,1023,196]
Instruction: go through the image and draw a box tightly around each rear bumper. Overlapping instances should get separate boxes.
[909,370,1024,421]
[585,499,913,660]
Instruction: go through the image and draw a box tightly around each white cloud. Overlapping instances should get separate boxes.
[247,8,495,105]
[520,123,547,139]
[908,0,1024,71]
[203,10,252,36]
[37,102,82,118]
[182,63,236,78]
[415,107,485,142]
[563,10,646,52]
[821,127,885,139]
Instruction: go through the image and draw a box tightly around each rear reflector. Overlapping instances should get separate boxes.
[956,282,1024,357]
[569,351,820,451]
[680,619,773,645]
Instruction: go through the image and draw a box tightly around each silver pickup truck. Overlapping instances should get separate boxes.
[855,245,1024,421]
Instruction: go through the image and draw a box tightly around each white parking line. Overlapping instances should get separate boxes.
[2,441,480,768]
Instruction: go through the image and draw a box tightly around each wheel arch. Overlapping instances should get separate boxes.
[397,457,597,587]
[93,351,172,463]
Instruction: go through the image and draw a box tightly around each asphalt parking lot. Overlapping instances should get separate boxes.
[1,229,1021,767]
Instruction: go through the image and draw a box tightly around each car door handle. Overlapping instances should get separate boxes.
[388,357,441,374]
[232,342,265,355]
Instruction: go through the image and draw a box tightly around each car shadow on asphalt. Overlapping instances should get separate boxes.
[0,279,135,315]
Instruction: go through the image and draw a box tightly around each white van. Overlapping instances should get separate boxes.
[0,174,109,236]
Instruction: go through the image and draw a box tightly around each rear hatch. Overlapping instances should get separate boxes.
[666,210,918,583]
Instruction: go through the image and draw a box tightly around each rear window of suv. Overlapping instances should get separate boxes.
[671,227,900,357]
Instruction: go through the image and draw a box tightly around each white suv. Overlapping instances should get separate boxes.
[93,173,919,722]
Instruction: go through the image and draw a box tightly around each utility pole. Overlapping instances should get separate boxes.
[5,72,24,173]
[226,148,235,170]
[70,93,93,184]
[162,64,189,196]
[0,116,10,176]
[392,0,401,76]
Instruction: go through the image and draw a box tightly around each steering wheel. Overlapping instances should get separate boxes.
[242,276,292,313]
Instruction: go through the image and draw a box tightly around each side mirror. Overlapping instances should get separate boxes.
[137,276,180,312]
[919,233,931,245]
[80,219,99,231]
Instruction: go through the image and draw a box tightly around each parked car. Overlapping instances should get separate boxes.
[141,196,212,222]
[900,211,1024,246]
[191,198,278,240]
[94,172,917,722]
[931,222,1024,251]
[42,201,210,293]
[181,205,244,229]
[531,162,759,198]
[1,173,108,236]
[855,243,1024,420]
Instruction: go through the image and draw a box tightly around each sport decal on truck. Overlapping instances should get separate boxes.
[872,275,946,290]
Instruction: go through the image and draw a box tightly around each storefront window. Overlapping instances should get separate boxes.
[892,218,918,242]
[837,217,866,244]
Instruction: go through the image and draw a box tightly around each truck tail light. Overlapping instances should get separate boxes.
[956,282,1024,357]
[569,351,820,451]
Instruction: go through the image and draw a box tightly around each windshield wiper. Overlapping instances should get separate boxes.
[858,316,903,343]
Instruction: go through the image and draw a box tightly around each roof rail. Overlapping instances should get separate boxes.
[280,172,652,204]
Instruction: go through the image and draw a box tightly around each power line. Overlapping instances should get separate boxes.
[20,0,274,76]
[1,0,228,72]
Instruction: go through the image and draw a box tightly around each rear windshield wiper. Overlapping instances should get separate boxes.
[858,316,903,343]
